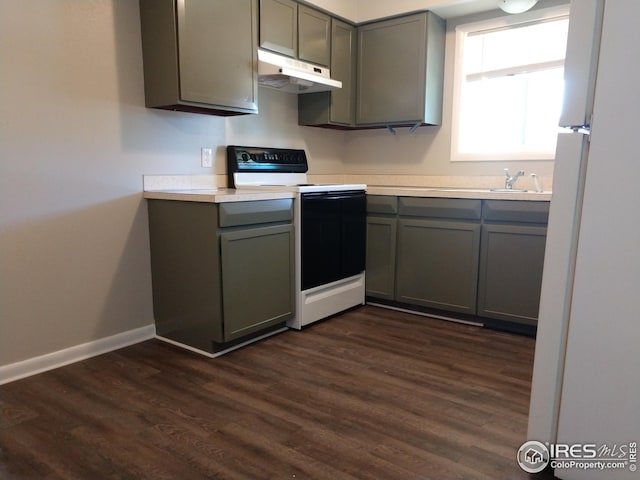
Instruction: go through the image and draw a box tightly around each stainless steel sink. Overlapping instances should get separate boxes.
[422,187,488,192]
[429,187,529,193]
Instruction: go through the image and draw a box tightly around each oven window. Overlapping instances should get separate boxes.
[301,191,366,290]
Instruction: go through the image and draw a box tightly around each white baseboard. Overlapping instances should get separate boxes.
[0,324,156,385]
[156,326,289,358]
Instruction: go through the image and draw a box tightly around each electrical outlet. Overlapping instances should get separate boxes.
[201,148,213,168]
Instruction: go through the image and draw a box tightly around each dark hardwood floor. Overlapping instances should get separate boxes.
[1,305,556,480]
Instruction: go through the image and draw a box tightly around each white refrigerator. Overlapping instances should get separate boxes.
[528,1,640,479]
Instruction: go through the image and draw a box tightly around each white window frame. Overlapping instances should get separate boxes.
[450,5,570,162]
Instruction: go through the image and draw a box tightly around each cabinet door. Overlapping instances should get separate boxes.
[396,218,481,314]
[477,224,547,325]
[298,19,356,126]
[366,216,397,300]
[329,19,356,124]
[177,0,258,111]
[298,5,330,66]
[260,0,297,57]
[357,13,427,125]
[221,224,294,341]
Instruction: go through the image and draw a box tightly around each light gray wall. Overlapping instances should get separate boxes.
[0,0,211,365]
[227,88,346,175]
[0,0,343,367]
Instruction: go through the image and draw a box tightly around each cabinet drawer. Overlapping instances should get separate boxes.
[482,200,550,224]
[399,197,482,220]
[219,199,293,227]
[367,195,398,215]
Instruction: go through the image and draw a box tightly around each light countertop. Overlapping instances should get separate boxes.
[143,186,551,203]
[366,185,552,201]
[143,188,295,203]
[141,175,552,203]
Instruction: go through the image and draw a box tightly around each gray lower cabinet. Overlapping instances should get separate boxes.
[477,200,549,325]
[147,199,294,353]
[366,196,398,300]
[220,223,294,340]
[298,19,357,127]
[139,0,258,116]
[366,196,550,326]
[356,12,445,127]
[395,198,482,314]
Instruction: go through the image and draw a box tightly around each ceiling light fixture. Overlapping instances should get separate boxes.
[498,0,539,14]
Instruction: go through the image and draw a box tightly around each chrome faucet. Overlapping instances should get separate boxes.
[504,169,525,189]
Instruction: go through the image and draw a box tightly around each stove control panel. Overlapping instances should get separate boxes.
[227,146,308,174]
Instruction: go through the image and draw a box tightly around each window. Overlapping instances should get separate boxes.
[451,7,570,161]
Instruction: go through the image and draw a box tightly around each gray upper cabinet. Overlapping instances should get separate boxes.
[298,4,331,66]
[139,0,258,116]
[260,0,331,66]
[356,12,445,127]
[298,19,357,127]
[259,0,298,58]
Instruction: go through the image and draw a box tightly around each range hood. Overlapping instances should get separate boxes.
[257,49,342,94]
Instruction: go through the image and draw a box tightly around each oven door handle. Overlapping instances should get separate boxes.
[301,191,365,201]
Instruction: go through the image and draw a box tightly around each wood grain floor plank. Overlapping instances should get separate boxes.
[0,305,557,479]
